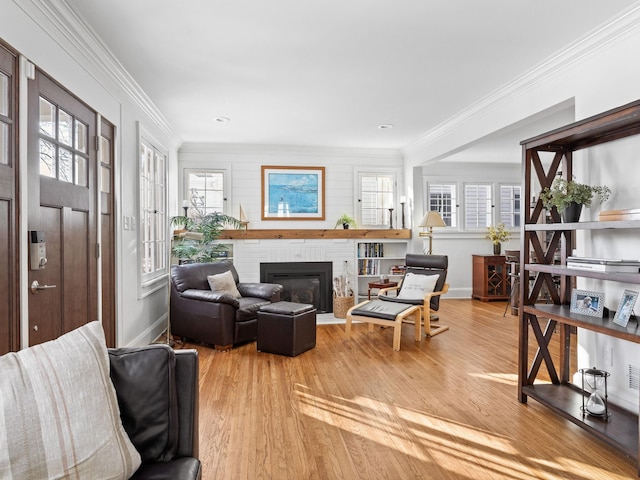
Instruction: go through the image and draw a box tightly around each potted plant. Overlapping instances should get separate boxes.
[539,177,611,222]
[486,223,511,254]
[335,214,357,229]
[170,212,241,263]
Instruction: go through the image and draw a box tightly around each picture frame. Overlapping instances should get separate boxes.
[570,289,605,318]
[613,289,638,327]
[261,166,325,220]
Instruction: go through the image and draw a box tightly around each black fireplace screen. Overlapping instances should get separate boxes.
[260,262,333,313]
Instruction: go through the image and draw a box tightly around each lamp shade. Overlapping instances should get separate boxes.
[419,211,446,228]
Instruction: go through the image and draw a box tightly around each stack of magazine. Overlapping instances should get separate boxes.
[566,256,640,273]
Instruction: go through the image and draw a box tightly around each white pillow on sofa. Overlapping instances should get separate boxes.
[0,321,141,479]
[208,270,241,298]
[397,273,439,300]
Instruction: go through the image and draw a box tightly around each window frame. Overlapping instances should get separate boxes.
[182,168,229,217]
[356,168,399,228]
[426,182,458,229]
[498,182,522,228]
[463,182,493,231]
[137,125,168,294]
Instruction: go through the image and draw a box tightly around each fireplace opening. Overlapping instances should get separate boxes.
[260,262,333,313]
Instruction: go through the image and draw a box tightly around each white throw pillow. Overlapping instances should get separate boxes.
[208,270,242,298]
[0,321,141,479]
[397,273,439,300]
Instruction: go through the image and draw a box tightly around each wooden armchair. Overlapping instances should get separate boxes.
[377,254,450,337]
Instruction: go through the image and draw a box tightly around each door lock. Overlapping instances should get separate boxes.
[30,280,57,294]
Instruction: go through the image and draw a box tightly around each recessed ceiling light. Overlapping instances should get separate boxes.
[215,117,230,123]
[378,124,394,129]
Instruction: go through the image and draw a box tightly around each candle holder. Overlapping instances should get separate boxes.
[388,208,394,229]
[400,200,406,229]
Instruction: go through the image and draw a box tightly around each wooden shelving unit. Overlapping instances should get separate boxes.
[519,99,640,475]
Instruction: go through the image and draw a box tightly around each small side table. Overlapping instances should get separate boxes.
[368,280,399,299]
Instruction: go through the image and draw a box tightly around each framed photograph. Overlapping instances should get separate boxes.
[570,289,605,318]
[261,166,325,220]
[613,289,638,327]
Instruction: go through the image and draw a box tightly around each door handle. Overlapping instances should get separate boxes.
[30,280,57,294]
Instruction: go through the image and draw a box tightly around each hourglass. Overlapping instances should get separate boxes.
[580,367,610,419]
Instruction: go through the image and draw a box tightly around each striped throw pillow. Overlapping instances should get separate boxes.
[0,321,141,479]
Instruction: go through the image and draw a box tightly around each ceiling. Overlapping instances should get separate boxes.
[65,0,637,150]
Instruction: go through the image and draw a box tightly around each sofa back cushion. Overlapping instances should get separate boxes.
[171,261,238,292]
[109,344,179,463]
[0,321,141,479]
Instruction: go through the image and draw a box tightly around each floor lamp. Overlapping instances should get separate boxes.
[418,211,446,255]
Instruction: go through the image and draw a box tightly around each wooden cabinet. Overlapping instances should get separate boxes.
[519,100,640,475]
[472,254,509,301]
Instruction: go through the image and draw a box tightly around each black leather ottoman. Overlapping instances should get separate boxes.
[257,302,317,356]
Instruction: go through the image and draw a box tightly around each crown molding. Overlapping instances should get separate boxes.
[28,0,177,139]
[403,3,640,158]
[179,142,403,159]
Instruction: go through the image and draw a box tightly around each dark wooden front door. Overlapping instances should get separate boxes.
[0,43,19,354]
[27,70,99,346]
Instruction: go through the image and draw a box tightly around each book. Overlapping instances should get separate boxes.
[567,256,640,273]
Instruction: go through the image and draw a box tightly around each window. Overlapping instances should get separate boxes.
[184,170,226,217]
[358,172,396,227]
[139,136,167,284]
[464,184,492,229]
[499,184,521,228]
[427,183,457,227]
[38,96,89,186]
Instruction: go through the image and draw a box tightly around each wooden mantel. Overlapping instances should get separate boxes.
[218,229,411,240]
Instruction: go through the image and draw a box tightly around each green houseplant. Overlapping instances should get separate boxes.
[170,212,241,263]
[486,223,511,254]
[335,214,357,229]
[539,177,611,222]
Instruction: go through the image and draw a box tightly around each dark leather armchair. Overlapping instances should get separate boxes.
[109,344,200,480]
[170,262,283,350]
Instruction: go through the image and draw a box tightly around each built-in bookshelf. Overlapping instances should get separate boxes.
[356,240,407,302]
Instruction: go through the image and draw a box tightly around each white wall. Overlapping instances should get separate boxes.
[2,0,181,347]
[178,143,404,232]
[403,9,640,411]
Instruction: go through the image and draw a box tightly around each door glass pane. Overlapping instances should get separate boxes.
[100,136,111,165]
[58,147,73,182]
[39,139,56,177]
[0,122,7,165]
[101,165,111,193]
[75,119,87,153]
[0,73,8,116]
[39,97,55,138]
[75,155,87,186]
[58,109,72,146]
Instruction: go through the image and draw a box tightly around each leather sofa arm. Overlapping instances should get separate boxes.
[174,350,199,458]
[180,288,240,307]
[238,283,283,302]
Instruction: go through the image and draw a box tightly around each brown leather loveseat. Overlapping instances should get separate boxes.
[170,262,283,350]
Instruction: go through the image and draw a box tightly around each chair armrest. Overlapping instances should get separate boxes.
[423,284,449,311]
[379,285,400,297]
[174,350,199,459]
[238,283,283,301]
[180,288,240,307]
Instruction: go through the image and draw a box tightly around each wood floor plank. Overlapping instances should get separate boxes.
[183,299,638,479]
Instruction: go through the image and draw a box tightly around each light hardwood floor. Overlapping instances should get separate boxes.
[178,299,638,479]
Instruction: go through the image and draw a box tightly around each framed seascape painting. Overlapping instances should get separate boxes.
[570,289,605,318]
[261,166,325,220]
[613,289,638,327]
